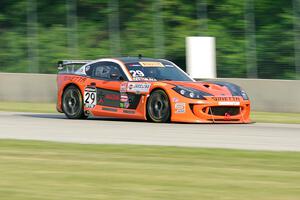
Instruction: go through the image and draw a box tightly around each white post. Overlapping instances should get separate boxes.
[186,36,216,79]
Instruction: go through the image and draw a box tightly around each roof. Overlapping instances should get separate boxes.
[116,57,165,64]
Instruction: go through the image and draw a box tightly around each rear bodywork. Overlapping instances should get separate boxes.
[57,58,251,123]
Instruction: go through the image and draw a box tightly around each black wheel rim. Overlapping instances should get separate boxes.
[149,92,169,121]
[63,89,81,116]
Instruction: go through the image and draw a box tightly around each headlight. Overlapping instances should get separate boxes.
[241,90,249,100]
[173,86,212,100]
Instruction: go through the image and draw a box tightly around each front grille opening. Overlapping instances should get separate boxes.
[208,106,240,116]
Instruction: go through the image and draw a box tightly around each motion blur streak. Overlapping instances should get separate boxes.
[0,112,299,151]
[0,0,299,79]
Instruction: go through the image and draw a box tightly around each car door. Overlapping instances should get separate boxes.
[84,61,127,109]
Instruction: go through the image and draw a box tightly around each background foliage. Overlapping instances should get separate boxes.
[0,0,298,79]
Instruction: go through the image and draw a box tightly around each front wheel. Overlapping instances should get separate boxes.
[62,85,87,119]
[147,90,171,123]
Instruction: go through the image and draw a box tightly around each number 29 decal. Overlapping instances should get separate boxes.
[130,70,144,77]
[84,87,97,108]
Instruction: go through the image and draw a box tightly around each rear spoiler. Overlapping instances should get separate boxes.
[57,60,92,70]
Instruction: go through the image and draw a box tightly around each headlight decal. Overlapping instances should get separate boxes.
[173,86,212,100]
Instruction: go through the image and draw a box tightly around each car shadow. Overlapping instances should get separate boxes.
[16,113,255,125]
[17,113,145,123]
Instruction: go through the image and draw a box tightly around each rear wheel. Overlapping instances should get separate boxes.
[147,90,171,123]
[62,85,87,119]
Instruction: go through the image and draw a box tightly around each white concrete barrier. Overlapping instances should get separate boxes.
[0,73,299,113]
[0,73,56,103]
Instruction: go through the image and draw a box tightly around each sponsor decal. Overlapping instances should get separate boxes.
[123,110,135,114]
[120,95,128,102]
[104,94,119,101]
[218,101,240,106]
[64,76,86,83]
[102,107,117,112]
[172,97,179,103]
[175,103,186,113]
[212,97,240,101]
[120,82,127,93]
[139,62,164,67]
[224,113,231,120]
[124,102,130,108]
[127,83,151,93]
[84,87,97,108]
[133,77,157,81]
[128,64,141,67]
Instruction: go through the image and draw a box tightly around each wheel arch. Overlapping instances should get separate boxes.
[63,83,82,94]
[60,83,83,112]
[146,87,172,122]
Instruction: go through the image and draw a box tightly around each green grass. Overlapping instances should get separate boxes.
[0,101,57,113]
[0,140,300,200]
[0,101,299,124]
[251,111,300,124]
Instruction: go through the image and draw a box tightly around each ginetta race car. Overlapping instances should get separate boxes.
[56,57,251,123]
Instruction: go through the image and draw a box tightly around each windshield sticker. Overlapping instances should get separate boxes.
[127,83,151,93]
[165,64,174,67]
[133,77,157,81]
[139,62,164,67]
[128,63,141,67]
[130,70,145,77]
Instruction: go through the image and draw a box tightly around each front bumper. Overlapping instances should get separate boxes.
[170,96,251,123]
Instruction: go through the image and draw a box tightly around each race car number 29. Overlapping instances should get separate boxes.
[84,87,96,108]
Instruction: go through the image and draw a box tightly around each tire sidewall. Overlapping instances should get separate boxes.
[146,89,171,123]
[62,85,86,119]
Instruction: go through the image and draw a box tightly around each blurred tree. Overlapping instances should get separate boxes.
[153,0,165,58]
[0,0,298,79]
[196,0,208,34]
[27,0,39,73]
[293,0,300,79]
[244,0,257,78]
[66,0,79,58]
[108,0,120,56]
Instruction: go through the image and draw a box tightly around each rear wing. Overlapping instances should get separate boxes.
[57,60,92,73]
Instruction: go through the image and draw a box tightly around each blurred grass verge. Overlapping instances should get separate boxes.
[0,139,299,200]
[0,101,299,124]
[0,101,57,113]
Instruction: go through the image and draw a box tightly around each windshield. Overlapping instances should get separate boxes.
[125,60,194,81]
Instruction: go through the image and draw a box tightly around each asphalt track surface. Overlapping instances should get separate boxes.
[0,111,300,151]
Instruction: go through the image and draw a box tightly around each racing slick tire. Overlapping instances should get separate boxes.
[147,89,171,123]
[62,85,87,119]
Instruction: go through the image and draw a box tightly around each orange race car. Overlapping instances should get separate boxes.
[56,57,251,123]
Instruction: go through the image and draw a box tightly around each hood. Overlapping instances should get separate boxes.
[162,81,234,97]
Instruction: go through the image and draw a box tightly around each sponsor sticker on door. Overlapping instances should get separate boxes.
[127,83,151,93]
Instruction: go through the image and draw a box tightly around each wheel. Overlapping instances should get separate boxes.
[147,90,171,123]
[62,85,87,119]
